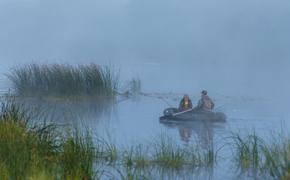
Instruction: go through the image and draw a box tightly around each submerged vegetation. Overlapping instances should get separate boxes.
[7,64,119,98]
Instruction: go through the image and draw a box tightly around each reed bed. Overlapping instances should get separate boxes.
[0,100,219,179]
[0,100,97,179]
[128,78,141,95]
[261,137,290,179]
[152,135,215,169]
[0,101,58,179]
[122,144,151,168]
[231,132,264,171]
[60,129,96,179]
[2,100,290,179]
[105,135,216,171]
[8,64,119,98]
[231,132,290,179]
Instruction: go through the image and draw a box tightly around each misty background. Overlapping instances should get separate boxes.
[0,2,290,178]
[0,0,290,98]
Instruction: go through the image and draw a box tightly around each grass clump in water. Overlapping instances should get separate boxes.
[231,132,264,172]
[8,63,119,98]
[122,144,151,168]
[0,162,9,180]
[60,129,96,180]
[114,166,153,180]
[153,136,187,169]
[0,100,98,179]
[95,137,118,163]
[128,78,141,95]
[152,135,215,169]
[231,131,290,179]
[0,101,58,179]
[261,136,290,179]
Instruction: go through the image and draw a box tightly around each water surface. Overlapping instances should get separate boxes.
[1,0,290,178]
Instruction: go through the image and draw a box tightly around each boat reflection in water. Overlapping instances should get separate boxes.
[161,119,225,146]
[159,108,226,146]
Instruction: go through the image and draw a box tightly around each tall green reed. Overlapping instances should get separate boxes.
[152,135,216,169]
[122,144,150,168]
[60,128,96,180]
[8,64,119,98]
[231,132,264,171]
[0,100,98,179]
[231,131,290,179]
[0,100,59,179]
[261,136,290,179]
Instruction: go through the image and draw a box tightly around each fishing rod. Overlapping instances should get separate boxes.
[172,108,194,116]
[158,96,174,107]
[136,92,174,106]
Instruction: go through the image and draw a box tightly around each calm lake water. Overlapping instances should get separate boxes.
[1,0,290,178]
[0,61,289,179]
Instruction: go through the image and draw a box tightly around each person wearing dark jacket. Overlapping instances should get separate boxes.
[179,94,193,111]
[196,90,214,111]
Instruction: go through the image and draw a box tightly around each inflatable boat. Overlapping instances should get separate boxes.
[159,108,226,123]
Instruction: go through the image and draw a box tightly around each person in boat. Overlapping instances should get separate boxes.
[196,90,214,111]
[179,94,193,111]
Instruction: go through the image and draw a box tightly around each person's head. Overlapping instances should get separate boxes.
[183,94,189,100]
[201,90,208,96]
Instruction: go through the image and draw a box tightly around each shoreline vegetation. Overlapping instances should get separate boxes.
[4,63,189,101]
[0,100,289,179]
[7,64,119,99]
[0,100,216,179]
[0,64,289,179]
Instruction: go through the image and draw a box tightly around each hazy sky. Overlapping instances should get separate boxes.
[0,0,290,96]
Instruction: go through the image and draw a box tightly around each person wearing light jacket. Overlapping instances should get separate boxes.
[196,90,214,111]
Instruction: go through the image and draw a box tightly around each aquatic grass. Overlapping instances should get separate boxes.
[0,101,34,179]
[128,78,141,95]
[8,64,119,98]
[114,166,153,180]
[230,132,265,172]
[187,143,216,168]
[28,171,55,180]
[152,135,187,169]
[151,135,216,169]
[0,99,28,125]
[0,100,108,179]
[60,128,96,180]
[5,98,290,179]
[0,100,60,179]
[0,162,9,180]
[0,119,33,179]
[230,131,290,179]
[95,137,119,163]
[260,137,290,179]
[122,144,151,168]
[0,100,99,179]
[31,123,60,162]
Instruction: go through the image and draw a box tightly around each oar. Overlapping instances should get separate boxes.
[172,108,194,116]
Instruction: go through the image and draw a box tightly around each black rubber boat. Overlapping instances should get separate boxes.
[159,108,226,123]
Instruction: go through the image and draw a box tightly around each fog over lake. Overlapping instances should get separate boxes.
[1,0,290,97]
[0,1,290,178]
